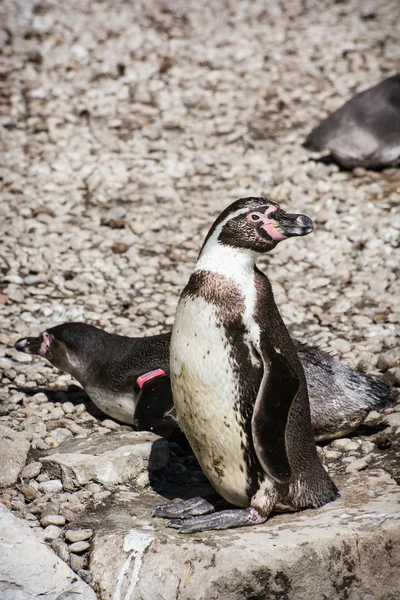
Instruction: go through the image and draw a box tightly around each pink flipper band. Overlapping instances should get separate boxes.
[137,369,166,389]
[40,331,52,355]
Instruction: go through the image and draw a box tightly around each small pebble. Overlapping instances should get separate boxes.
[377,352,395,371]
[86,483,102,494]
[32,393,48,404]
[51,539,70,563]
[78,569,93,584]
[136,472,150,488]
[101,419,120,430]
[38,480,63,494]
[324,450,342,460]
[384,413,400,428]
[35,440,50,451]
[65,528,93,543]
[360,441,376,455]
[21,462,42,479]
[18,484,37,502]
[345,457,370,473]
[43,525,63,541]
[70,554,86,572]
[62,402,75,414]
[37,474,50,483]
[330,439,360,452]
[93,490,111,502]
[40,514,66,527]
[68,541,90,554]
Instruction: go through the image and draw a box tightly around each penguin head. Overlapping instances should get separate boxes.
[15,322,100,378]
[201,197,314,255]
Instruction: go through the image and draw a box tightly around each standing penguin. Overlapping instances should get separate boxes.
[153,197,338,533]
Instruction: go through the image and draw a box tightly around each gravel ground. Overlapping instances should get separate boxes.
[0,0,399,588]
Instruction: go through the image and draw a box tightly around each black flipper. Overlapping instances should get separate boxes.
[133,375,177,439]
[251,350,299,484]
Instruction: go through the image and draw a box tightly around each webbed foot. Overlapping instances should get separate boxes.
[152,497,215,519]
[167,507,267,534]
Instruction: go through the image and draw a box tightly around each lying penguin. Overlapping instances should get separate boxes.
[303,74,400,169]
[153,197,340,532]
[15,321,394,442]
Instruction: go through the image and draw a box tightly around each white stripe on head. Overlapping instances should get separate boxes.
[195,206,258,279]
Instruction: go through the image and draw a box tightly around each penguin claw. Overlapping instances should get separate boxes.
[152,497,215,519]
[165,508,268,534]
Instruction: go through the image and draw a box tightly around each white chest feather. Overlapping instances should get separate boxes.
[171,279,263,507]
[171,296,249,506]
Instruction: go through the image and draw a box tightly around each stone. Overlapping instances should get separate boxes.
[0,425,30,488]
[345,457,370,473]
[384,413,400,428]
[101,419,120,431]
[65,528,93,543]
[41,432,169,487]
[21,461,42,479]
[70,554,87,572]
[51,539,70,563]
[69,541,91,554]
[89,470,400,600]
[18,484,37,501]
[40,514,66,527]
[360,441,376,455]
[38,479,63,494]
[24,422,47,439]
[330,438,360,452]
[0,504,95,599]
[78,569,93,584]
[42,524,63,541]
[377,352,396,371]
[0,403,18,416]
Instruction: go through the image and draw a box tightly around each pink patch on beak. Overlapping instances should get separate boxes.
[254,206,289,242]
[262,223,288,241]
[40,332,52,356]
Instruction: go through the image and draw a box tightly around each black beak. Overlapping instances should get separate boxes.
[275,212,314,238]
[15,335,43,355]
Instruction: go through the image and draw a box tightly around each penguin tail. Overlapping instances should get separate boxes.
[345,368,397,410]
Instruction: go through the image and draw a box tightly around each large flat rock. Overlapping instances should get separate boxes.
[88,469,400,600]
[41,431,170,487]
[0,425,30,489]
[0,504,96,600]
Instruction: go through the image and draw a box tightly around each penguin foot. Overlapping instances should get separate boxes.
[167,507,267,534]
[152,497,215,519]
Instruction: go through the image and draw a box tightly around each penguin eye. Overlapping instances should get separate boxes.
[250,214,261,222]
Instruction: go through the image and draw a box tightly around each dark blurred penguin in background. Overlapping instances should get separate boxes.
[15,322,395,441]
[304,74,400,169]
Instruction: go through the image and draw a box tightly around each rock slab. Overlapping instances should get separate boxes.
[89,469,400,600]
[0,504,96,600]
[41,431,170,487]
[0,425,30,488]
